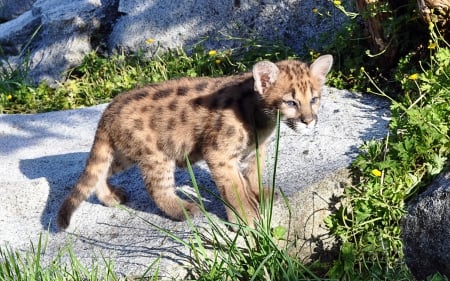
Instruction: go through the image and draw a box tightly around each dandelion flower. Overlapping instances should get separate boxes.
[145,38,155,44]
[334,0,341,5]
[312,8,319,13]
[408,73,419,80]
[215,59,221,64]
[7,94,12,100]
[371,169,382,177]
[428,42,437,49]
[208,50,217,56]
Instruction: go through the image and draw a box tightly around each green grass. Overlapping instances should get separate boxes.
[325,26,450,280]
[0,234,133,281]
[0,37,297,114]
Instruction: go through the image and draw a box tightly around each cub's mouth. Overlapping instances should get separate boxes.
[284,117,317,132]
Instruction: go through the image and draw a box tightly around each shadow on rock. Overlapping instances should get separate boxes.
[19,153,226,233]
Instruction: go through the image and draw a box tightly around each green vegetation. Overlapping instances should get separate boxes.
[0,234,151,281]
[1,1,450,280]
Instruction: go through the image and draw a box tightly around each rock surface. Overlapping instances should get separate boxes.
[0,0,346,83]
[0,87,391,278]
[0,0,35,21]
[402,170,450,280]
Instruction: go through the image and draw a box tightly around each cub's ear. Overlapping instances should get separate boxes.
[252,61,280,95]
[310,54,333,85]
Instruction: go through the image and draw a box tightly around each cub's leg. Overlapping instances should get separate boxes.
[205,152,260,226]
[139,153,200,220]
[108,150,134,176]
[242,143,276,203]
[57,131,127,230]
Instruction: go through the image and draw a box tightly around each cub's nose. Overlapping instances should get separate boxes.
[301,115,314,125]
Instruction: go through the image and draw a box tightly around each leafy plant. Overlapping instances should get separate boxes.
[325,27,449,280]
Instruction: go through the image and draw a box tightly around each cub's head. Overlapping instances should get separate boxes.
[252,55,333,131]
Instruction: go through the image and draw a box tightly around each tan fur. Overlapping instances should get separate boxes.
[57,55,333,230]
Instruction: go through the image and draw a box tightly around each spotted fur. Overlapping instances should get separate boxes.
[57,55,333,230]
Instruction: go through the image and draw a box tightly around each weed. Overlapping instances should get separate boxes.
[325,26,450,280]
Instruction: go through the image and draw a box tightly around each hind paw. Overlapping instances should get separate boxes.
[99,185,128,207]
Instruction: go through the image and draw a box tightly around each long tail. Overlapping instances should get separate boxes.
[57,127,113,230]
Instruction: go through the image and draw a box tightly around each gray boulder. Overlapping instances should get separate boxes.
[0,0,35,21]
[0,0,346,84]
[402,170,450,280]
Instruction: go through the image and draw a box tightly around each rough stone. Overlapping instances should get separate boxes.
[0,0,346,84]
[0,0,36,21]
[272,168,350,262]
[402,170,450,280]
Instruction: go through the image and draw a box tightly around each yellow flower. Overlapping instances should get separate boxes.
[215,59,221,64]
[371,169,382,177]
[7,94,12,100]
[208,50,217,56]
[408,73,419,80]
[312,8,319,13]
[333,0,341,5]
[145,38,155,44]
[428,42,437,49]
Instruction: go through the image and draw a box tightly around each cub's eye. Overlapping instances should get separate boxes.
[310,97,319,104]
[284,100,297,107]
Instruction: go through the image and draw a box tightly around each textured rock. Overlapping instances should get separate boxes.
[26,0,104,83]
[0,0,346,83]
[0,0,35,21]
[272,168,350,262]
[402,170,450,279]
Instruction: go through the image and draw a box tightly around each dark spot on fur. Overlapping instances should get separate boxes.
[167,118,176,130]
[134,119,144,130]
[156,139,165,151]
[168,100,178,111]
[150,117,158,130]
[140,105,152,113]
[225,126,236,137]
[153,89,172,100]
[214,117,223,131]
[218,161,226,167]
[211,140,220,150]
[166,138,176,155]
[191,97,203,108]
[133,91,148,101]
[144,147,153,155]
[229,152,239,160]
[195,82,208,92]
[177,86,189,96]
[180,109,187,123]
